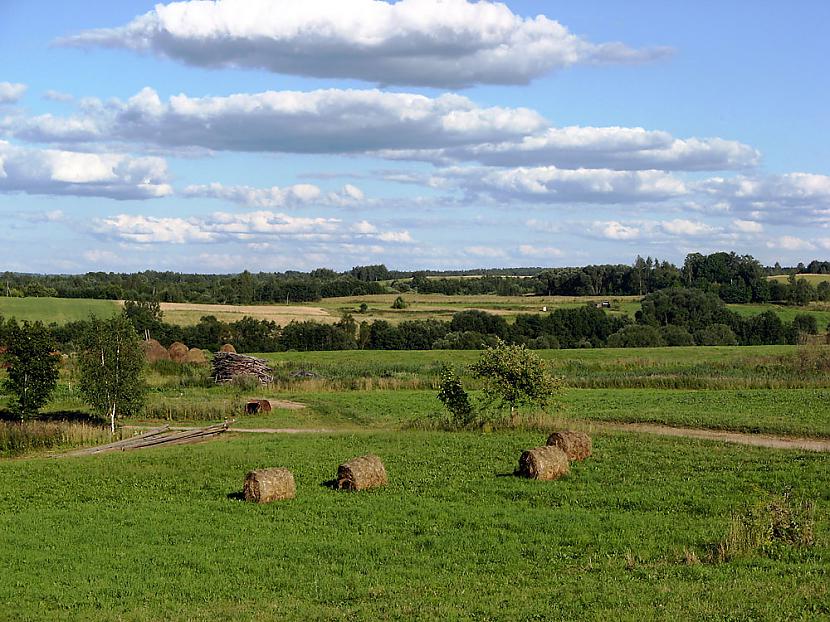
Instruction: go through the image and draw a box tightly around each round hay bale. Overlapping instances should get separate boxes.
[243,468,295,503]
[546,431,592,461]
[258,399,272,412]
[142,339,170,363]
[168,341,189,363]
[184,348,208,365]
[518,446,569,480]
[337,455,388,491]
[220,343,237,353]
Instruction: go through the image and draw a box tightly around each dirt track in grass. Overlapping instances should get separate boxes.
[121,422,830,452]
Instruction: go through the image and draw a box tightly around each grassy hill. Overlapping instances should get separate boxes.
[0,297,119,324]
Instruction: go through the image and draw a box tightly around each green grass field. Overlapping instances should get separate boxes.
[0,297,119,324]
[1,431,827,620]
[2,341,829,619]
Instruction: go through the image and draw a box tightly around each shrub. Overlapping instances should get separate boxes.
[436,365,474,427]
[660,325,695,347]
[694,324,738,346]
[607,325,665,348]
[715,493,815,562]
[391,296,409,309]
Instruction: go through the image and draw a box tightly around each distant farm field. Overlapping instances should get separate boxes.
[0,297,119,324]
[768,273,830,285]
[156,302,336,326]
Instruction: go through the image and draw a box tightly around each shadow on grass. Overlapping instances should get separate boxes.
[320,479,339,490]
[0,409,105,425]
[226,491,246,502]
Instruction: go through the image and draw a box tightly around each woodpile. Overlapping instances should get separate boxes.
[168,341,189,363]
[245,399,272,414]
[220,343,237,353]
[546,431,592,461]
[518,446,569,480]
[243,468,295,503]
[337,455,388,491]
[58,423,230,457]
[212,352,273,384]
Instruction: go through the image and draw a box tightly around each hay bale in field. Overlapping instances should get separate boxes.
[245,399,272,414]
[142,339,170,363]
[168,341,189,363]
[546,431,592,461]
[220,343,237,353]
[185,348,208,365]
[518,446,569,480]
[337,455,388,491]
[243,468,296,503]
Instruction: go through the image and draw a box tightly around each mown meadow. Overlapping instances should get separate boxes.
[1,343,829,620]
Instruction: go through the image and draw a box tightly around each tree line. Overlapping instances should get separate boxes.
[3,288,816,357]
[3,251,829,306]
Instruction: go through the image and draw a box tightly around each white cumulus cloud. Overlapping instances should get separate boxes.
[0,141,171,200]
[0,82,27,104]
[59,0,669,88]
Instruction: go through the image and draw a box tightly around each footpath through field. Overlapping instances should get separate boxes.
[122,423,830,452]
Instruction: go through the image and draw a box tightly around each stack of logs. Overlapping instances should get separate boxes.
[212,351,274,385]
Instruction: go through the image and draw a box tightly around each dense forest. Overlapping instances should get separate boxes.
[2,252,830,305]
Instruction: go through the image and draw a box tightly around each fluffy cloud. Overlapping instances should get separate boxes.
[592,221,641,240]
[59,0,668,88]
[13,87,545,154]
[183,182,366,209]
[0,82,27,104]
[765,236,817,252]
[464,246,508,258]
[0,141,171,200]
[700,172,830,222]
[383,127,759,171]
[518,244,564,258]
[733,219,763,234]
[660,218,716,236]
[94,210,411,246]
[441,165,687,203]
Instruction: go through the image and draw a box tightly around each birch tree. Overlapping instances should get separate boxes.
[77,314,147,433]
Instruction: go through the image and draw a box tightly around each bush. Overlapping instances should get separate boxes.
[436,365,474,428]
[391,296,409,309]
[660,325,695,347]
[694,324,738,346]
[607,325,665,348]
[791,313,818,335]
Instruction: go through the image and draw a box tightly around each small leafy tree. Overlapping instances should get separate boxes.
[2,320,60,417]
[77,314,147,433]
[391,296,409,309]
[436,364,474,427]
[469,340,560,418]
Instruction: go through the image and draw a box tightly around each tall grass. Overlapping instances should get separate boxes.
[0,420,116,457]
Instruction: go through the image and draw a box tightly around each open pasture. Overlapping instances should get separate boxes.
[0,297,119,324]
[768,273,830,285]
[0,431,827,621]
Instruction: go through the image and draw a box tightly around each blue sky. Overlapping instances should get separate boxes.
[1,0,829,273]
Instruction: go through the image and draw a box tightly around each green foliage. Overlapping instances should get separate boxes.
[660,324,695,346]
[469,340,560,414]
[124,299,164,334]
[716,493,816,562]
[391,296,409,309]
[607,324,665,348]
[693,324,738,346]
[77,314,147,430]
[1,320,60,416]
[436,365,474,427]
